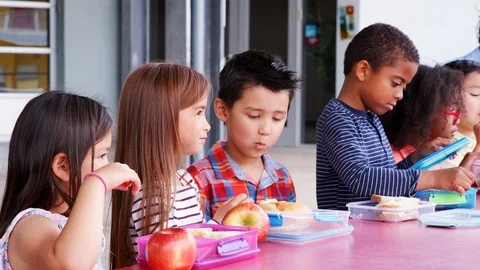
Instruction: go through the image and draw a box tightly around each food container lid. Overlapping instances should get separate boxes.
[410,137,470,170]
[414,188,477,205]
[267,211,344,227]
[265,209,352,242]
[419,209,480,228]
[266,225,354,242]
[346,200,436,211]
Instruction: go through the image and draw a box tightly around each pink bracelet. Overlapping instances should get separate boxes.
[83,172,108,194]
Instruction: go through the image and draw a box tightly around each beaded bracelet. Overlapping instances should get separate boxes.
[83,172,108,194]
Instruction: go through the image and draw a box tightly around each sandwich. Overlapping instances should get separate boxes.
[370,194,421,222]
[371,194,420,208]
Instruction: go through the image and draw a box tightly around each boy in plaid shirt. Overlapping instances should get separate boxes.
[187,50,301,221]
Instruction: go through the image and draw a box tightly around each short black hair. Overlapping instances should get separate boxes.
[219,50,301,108]
[343,23,419,75]
[444,60,480,76]
[380,65,464,148]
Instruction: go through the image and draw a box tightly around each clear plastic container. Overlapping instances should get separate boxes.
[135,224,259,270]
[346,200,436,222]
[419,209,480,228]
[265,209,353,243]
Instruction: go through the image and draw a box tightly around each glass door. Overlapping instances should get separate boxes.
[226,0,303,147]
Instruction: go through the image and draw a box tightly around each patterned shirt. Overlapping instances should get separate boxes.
[0,208,104,270]
[187,140,296,221]
[316,99,421,210]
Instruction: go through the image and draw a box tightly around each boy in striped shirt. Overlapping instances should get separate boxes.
[188,51,301,221]
[316,23,475,210]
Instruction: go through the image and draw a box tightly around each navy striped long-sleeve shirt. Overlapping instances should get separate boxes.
[316,99,421,210]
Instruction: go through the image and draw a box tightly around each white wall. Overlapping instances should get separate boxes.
[0,93,40,142]
[64,0,120,118]
[336,0,480,95]
[336,0,360,97]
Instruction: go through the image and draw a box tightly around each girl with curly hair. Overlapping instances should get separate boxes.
[381,64,465,163]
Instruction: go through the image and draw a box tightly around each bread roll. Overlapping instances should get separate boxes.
[275,201,312,213]
[258,200,311,213]
[185,228,213,237]
[259,202,279,212]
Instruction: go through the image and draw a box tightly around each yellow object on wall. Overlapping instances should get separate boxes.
[0,40,48,90]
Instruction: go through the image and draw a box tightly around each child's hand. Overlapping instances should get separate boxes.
[411,137,452,163]
[212,193,254,224]
[474,122,480,142]
[473,122,480,152]
[92,162,141,195]
[459,152,480,169]
[433,167,474,193]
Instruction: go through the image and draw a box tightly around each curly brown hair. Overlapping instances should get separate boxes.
[381,64,464,148]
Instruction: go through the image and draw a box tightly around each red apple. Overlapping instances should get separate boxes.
[146,228,197,270]
[221,203,270,243]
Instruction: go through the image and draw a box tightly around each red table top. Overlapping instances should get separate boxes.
[119,195,480,270]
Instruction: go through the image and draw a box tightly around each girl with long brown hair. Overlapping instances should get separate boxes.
[110,63,250,269]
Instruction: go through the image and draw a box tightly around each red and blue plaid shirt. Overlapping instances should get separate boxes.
[187,140,296,221]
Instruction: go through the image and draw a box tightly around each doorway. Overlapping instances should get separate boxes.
[227,0,303,147]
[302,0,337,143]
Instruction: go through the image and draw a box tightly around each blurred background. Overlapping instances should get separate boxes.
[1,0,478,148]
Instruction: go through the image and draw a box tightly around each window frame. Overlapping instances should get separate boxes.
[0,0,56,91]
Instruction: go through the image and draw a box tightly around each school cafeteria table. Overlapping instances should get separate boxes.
[118,195,480,270]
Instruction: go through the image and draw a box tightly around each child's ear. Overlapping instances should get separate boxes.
[214,98,228,123]
[354,60,371,82]
[51,153,70,182]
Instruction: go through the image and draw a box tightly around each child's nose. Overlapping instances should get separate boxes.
[258,123,271,136]
[394,90,403,100]
[204,120,211,132]
[259,129,270,136]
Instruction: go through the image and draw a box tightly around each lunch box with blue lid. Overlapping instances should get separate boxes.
[265,209,353,243]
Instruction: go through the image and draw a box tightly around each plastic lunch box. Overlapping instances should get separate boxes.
[419,208,480,228]
[409,137,470,170]
[135,223,260,269]
[265,209,354,243]
[346,200,436,222]
[409,137,477,210]
[414,188,477,210]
